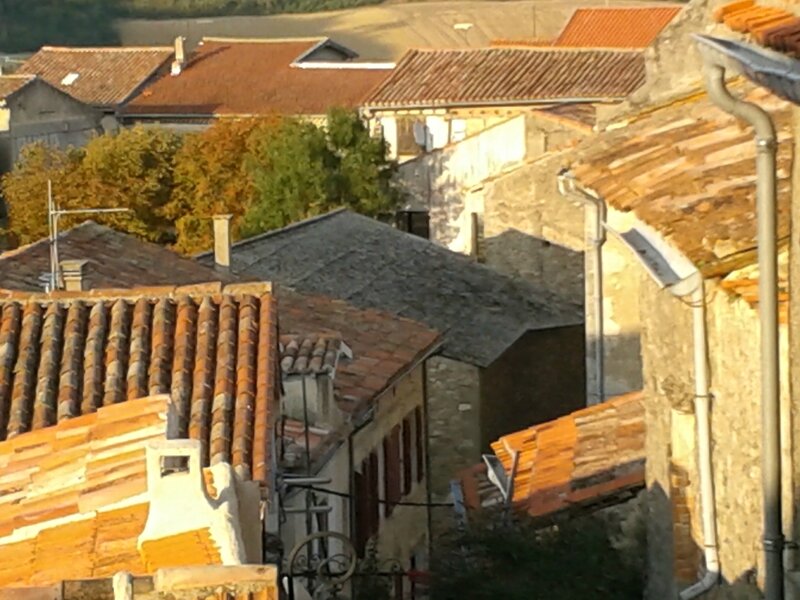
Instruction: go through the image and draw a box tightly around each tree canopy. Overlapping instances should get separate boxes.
[1,110,401,254]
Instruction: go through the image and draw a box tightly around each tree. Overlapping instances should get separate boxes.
[241,109,401,236]
[167,118,277,254]
[430,509,644,600]
[1,143,83,246]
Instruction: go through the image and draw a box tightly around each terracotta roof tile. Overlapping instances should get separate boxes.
[364,47,646,108]
[715,0,800,55]
[571,84,792,277]
[20,46,173,108]
[280,333,344,375]
[0,282,278,483]
[489,391,645,518]
[123,38,392,117]
[0,75,35,100]
[553,6,683,48]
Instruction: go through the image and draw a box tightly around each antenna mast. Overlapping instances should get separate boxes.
[46,179,130,291]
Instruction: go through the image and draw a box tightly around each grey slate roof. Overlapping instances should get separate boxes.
[197,210,582,367]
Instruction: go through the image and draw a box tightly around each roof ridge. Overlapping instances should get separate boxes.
[201,36,328,44]
[0,281,272,303]
[0,73,35,79]
[197,209,349,256]
[38,45,173,52]
[0,220,104,262]
[406,46,645,55]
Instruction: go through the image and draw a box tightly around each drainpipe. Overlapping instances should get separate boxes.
[558,170,606,405]
[679,278,720,600]
[703,63,783,600]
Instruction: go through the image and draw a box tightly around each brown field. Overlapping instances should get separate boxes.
[117,0,677,59]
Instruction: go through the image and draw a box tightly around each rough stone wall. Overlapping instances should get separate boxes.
[641,273,793,599]
[426,356,481,500]
[478,325,586,449]
[790,104,800,600]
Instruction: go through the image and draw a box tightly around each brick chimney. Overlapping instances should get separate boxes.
[60,259,88,291]
[171,36,186,76]
[213,215,232,270]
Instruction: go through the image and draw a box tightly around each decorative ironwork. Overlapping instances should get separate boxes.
[285,531,358,600]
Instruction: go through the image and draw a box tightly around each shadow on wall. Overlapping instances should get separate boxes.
[646,477,762,600]
[483,228,584,305]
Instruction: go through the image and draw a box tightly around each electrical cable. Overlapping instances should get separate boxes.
[286,483,455,508]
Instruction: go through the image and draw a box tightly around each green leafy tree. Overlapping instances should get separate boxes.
[430,509,644,600]
[241,109,401,236]
[1,143,83,246]
[167,118,277,254]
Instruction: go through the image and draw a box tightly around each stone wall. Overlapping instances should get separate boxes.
[640,273,793,599]
[425,356,482,500]
[479,325,586,449]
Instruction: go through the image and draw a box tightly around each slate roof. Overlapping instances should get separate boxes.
[0,396,228,585]
[363,47,646,109]
[122,38,392,117]
[197,210,582,368]
[20,46,173,109]
[0,282,279,483]
[570,83,792,278]
[0,221,235,291]
[0,74,35,100]
[553,6,682,48]
[462,391,645,518]
[280,334,344,376]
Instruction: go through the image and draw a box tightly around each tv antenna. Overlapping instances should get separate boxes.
[46,179,130,291]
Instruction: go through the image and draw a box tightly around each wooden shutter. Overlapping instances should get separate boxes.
[354,465,369,556]
[402,415,413,495]
[415,407,424,483]
[368,450,380,538]
[383,426,401,517]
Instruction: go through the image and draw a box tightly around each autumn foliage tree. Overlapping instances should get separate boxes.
[1,110,401,253]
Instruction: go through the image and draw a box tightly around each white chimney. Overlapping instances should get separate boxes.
[60,259,88,291]
[171,36,186,76]
[213,214,232,270]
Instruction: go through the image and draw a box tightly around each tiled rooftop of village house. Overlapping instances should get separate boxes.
[460,391,645,518]
[0,282,278,482]
[280,333,345,376]
[363,47,646,108]
[0,75,35,100]
[491,5,682,49]
[0,396,229,585]
[20,46,173,108]
[0,222,441,410]
[714,0,800,53]
[122,37,392,117]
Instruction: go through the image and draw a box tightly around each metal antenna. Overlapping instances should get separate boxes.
[46,179,130,291]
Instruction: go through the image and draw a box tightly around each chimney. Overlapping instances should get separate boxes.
[171,36,186,76]
[60,259,88,291]
[213,214,232,270]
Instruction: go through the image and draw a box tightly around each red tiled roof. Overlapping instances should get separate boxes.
[20,46,173,108]
[280,333,344,375]
[489,391,645,518]
[0,396,230,585]
[0,282,279,483]
[554,6,682,48]
[277,288,441,410]
[0,75,35,100]
[571,84,792,277]
[0,221,235,291]
[123,38,392,117]
[714,0,800,52]
[364,48,646,108]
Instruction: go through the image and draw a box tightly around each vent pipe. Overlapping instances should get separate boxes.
[171,36,186,76]
[213,214,232,270]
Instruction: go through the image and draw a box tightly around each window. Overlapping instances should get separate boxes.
[415,407,425,483]
[383,426,402,517]
[402,414,413,495]
[395,210,430,239]
[396,117,424,156]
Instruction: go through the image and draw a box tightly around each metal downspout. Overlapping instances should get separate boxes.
[558,172,606,404]
[704,64,783,599]
[679,280,720,599]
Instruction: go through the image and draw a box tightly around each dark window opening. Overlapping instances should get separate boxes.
[396,210,430,240]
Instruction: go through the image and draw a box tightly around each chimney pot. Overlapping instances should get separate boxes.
[60,259,88,292]
[171,36,186,76]
[213,215,233,271]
